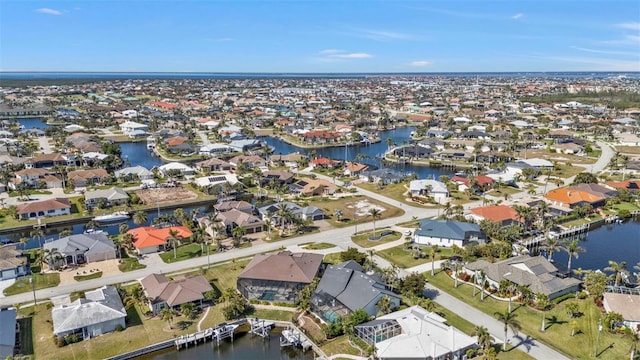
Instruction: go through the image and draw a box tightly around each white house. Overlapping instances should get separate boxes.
[413,219,485,248]
[194,173,239,188]
[199,143,232,156]
[121,109,138,118]
[119,121,148,136]
[158,162,195,177]
[409,179,449,201]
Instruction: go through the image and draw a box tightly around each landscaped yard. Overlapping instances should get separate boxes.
[159,243,212,263]
[20,302,200,360]
[427,271,633,360]
[357,182,437,208]
[4,273,60,296]
[74,270,103,281]
[320,335,361,357]
[351,230,402,248]
[118,257,147,272]
[302,242,337,250]
[307,195,404,228]
[377,244,428,269]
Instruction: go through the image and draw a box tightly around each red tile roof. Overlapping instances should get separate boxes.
[17,198,70,215]
[128,226,193,250]
[469,205,519,222]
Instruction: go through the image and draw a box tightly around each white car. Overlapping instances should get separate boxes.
[404,230,412,236]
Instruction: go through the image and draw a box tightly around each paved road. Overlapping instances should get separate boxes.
[1,141,614,358]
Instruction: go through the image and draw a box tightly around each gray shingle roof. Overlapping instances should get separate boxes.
[415,219,482,241]
[43,233,115,257]
[52,286,126,335]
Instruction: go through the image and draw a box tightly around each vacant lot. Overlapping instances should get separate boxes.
[617,145,640,155]
[135,187,198,205]
[307,195,404,228]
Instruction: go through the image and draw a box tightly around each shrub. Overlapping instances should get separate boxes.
[64,334,81,345]
[54,336,65,347]
[552,293,576,304]
[577,291,588,299]
[115,324,124,332]
[458,273,471,282]
[466,348,478,358]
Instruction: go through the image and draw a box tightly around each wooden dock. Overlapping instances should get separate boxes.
[249,318,275,338]
[175,323,239,350]
[280,326,313,351]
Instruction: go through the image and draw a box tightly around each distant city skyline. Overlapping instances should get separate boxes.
[1,1,639,73]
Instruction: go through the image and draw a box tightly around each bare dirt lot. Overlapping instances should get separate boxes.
[135,187,198,205]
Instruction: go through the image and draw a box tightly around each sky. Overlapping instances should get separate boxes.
[1,0,639,73]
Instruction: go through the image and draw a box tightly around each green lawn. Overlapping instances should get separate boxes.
[427,272,633,360]
[159,243,206,263]
[377,244,429,268]
[320,335,361,357]
[73,271,103,281]
[302,242,337,250]
[21,302,200,360]
[617,145,640,155]
[247,308,297,322]
[351,230,402,248]
[357,182,437,208]
[323,253,344,265]
[118,257,147,272]
[17,317,33,356]
[4,273,60,296]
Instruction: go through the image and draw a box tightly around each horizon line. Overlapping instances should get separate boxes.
[1,70,639,74]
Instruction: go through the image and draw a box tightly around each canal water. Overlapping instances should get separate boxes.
[261,126,452,180]
[15,118,50,130]
[138,329,313,360]
[120,141,164,169]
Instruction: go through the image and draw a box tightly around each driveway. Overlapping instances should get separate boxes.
[0,279,15,298]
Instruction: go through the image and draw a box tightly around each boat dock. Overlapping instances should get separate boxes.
[249,318,275,338]
[280,326,313,351]
[175,323,239,350]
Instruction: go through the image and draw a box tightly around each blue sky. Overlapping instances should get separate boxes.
[1,0,639,72]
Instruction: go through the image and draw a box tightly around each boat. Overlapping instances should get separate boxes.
[92,211,130,223]
[84,228,106,235]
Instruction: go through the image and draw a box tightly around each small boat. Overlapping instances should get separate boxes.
[84,228,106,235]
[92,211,130,223]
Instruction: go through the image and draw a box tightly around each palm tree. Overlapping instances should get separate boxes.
[536,293,551,332]
[334,208,343,222]
[367,249,376,269]
[30,227,45,248]
[478,270,487,301]
[604,260,628,287]
[472,325,492,352]
[562,239,585,274]
[133,211,148,226]
[42,248,63,271]
[232,226,246,247]
[161,307,177,329]
[376,295,392,315]
[429,245,438,276]
[623,326,639,360]
[543,236,561,262]
[493,310,521,351]
[452,260,462,288]
[167,229,181,259]
[368,208,382,238]
[119,223,129,236]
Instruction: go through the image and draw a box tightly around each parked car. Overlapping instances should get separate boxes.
[404,230,412,236]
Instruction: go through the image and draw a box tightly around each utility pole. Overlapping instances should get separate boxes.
[594,318,602,357]
[30,275,37,305]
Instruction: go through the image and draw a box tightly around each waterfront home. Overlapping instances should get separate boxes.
[84,187,129,209]
[52,285,126,339]
[605,179,640,192]
[237,251,323,303]
[0,308,17,359]
[355,305,477,360]
[140,273,213,315]
[43,233,117,267]
[409,179,449,201]
[413,219,485,248]
[128,226,193,255]
[214,209,265,235]
[344,162,370,176]
[214,200,253,214]
[516,158,554,170]
[360,169,406,185]
[602,293,640,330]
[16,197,71,220]
[311,260,401,323]
[568,183,618,199]
[114,165,153,181]
[269,152,308,168]
[67,169,110,188]
[289,177,337,197]
[119,121,148,136]
[260,170,295,187]
[24,153,76,169]
[228,155,267,169]
[466,205,521,226]
[464,255,582,300]
[198,143,232,156]
[311,157,341,169]
[158,162,195,177]
[257,201,325,222]
[193,173,238,189]
[194,158,232,172]
[543,188,605,210]
[450,174,494,191]
[0,245,28,281]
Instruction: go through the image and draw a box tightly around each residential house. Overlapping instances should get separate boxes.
[23,153,76,169]
[128,226,193,255]
[17,197,71,220]
[451,174,494,192]
[158,162,195,177]
[194,158,232,172]
[0,308,17,359]
[114,165,153,181]
[544,188,605,210]
[409,179,449,201]
[199,143,232,156]
[43,233,117,267]
[311,261,401,323]
[67,169,109,188]
[12,168,62,189]
[0,245,28,281]
[269,153,307,167]
[605,179,640,192]
[228,139,264,152]
[237,251,323,303]
[551,142,583,154]
[360,169,407,185]
[344,162,370,176]
[355,306,476,360]
[413,219,485,248]
[464,255,581,300]
[228,155,267,169]
[257,201,325,222]
[52,285,126,339]
[215,209,265,235]
[569,183,618,199]
[140,273,213,315]
[84,187,129,209]
[311,157,341,169]
[466,205,521,226]
[119,121,148,136]
[193,173,239,190]
[214,200,253,214]
[260,170,295,187]
[290,177,337,197]
[602,293,640,330]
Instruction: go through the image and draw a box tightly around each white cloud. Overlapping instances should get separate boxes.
[570,46,639,57]
[511,13,524,20]
[329,53,373,59]
[616,22,640,31]
[319,49,341,54]
[36,8,62,15]
[408,60,432,67]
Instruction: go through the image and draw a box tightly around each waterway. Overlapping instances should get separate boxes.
[15,117,50,130]
[138,329,313,360]
[262,126,452,180]
[120,141,164,169]
[546,218,640,272]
